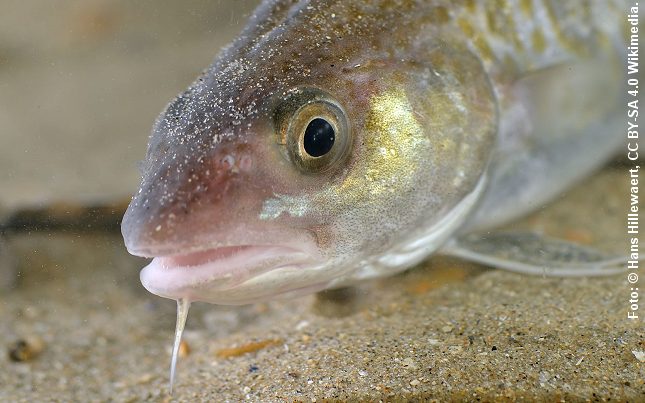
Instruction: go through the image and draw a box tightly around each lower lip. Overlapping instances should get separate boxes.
[139,244,311,300]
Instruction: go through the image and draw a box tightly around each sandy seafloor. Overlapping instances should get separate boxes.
[0,0,643,401]
[1,166,644,402]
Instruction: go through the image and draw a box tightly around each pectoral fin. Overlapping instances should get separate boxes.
[442,232,628,277]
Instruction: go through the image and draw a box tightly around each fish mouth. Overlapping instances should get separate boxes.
[139,244,315,302]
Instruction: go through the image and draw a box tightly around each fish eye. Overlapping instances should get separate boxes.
[303,118,335,157]
[274,88,351,173]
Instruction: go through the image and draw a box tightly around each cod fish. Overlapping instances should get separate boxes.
[121,0,629,391]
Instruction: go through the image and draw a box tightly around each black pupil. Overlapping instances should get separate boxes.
[303,118,335,157]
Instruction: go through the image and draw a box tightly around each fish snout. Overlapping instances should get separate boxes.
[121,147,259,257]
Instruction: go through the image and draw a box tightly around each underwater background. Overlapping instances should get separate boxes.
[0,0,642,401]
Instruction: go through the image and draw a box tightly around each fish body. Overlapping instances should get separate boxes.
[122,0,628,305]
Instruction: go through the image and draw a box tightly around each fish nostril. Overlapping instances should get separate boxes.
[239,155,253,172]
[219,153,253,174]
[221,154,236,169]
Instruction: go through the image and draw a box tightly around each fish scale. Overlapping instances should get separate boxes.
[246,0,626,72]
[452,0,626,75]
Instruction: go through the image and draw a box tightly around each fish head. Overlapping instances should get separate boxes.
[122,8,497,305]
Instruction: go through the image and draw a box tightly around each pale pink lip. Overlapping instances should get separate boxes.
[140,244,313,301]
